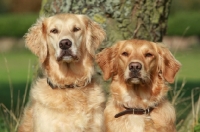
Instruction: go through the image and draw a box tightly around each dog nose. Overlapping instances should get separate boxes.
[129,62,142,71]
[59,39,72,50]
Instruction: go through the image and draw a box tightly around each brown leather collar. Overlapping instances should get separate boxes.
[114,106,155,118]
[47,78,89,89]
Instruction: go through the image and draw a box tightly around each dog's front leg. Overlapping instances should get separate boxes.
[18,106,34,132]
[86,104,105,132]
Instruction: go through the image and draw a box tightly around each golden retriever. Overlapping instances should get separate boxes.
[96,39,181,132]
[18,13,106,132]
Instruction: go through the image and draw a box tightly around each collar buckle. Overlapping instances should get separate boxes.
[144,108,150,115]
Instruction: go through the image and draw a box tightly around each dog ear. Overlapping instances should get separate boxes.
[25,17,47,63]
[157,43,181,83]
[96,45,118,80]
[85,17,106,57]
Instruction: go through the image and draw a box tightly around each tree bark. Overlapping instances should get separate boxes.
[39,0,172,94]
[40,0,172,48]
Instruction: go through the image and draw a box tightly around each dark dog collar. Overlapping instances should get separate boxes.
[47,78,89,89]
[114,106,155,118]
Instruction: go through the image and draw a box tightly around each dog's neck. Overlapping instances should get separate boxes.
[42,53,94,88]
[46,77,91,89]
[111,75,168,109]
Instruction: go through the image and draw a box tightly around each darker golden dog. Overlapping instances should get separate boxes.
[18,13,106,132]
[96,39,181,132]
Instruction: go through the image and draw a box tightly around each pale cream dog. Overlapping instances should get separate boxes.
[18,13,106,132]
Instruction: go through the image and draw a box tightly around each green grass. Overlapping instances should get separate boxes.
[173,45,200,81]
[0,49,37,109]
[0,49,37,132]
[0,49,37,83]
[169,45,200,130]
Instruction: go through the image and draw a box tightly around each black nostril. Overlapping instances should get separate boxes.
[59,39,72,50]
[129,62,142,71]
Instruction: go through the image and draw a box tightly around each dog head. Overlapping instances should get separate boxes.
[25,13,105,63]
[96,39,181,84]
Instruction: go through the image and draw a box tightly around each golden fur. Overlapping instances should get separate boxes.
[96,39,181,132]
[18,13,106,132]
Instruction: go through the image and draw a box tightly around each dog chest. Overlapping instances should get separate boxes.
[123,115,147,132]
[32,103,91,132]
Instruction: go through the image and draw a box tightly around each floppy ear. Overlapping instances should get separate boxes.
[25,17,47,63]
[96,45,117,80]
[157,43,181,83]
[85,16,106,57]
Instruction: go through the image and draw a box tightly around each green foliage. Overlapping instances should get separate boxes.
[194,118,200,132]
[170,0,200,14]
[195,125,200,132]
[0,49,37,109]
[167,11,200,36]
[0,49,36,132]
[0,117,7,132]
[0,13,38,37]
[174,44,200,81]
[0,49,37,83]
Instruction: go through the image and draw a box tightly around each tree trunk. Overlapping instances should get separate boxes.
[39,0,172,96]
[40,0,172,48]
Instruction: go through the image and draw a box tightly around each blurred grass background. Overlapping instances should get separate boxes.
[0,0,200,131]
[0,49,37,107]
[0,13,38,37]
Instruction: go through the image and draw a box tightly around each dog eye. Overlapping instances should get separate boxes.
[73,27,81,32]
[121,52,129,57]
[50,28,59,34]
[145,53,153,57]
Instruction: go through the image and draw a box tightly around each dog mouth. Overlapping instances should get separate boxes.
[127,78,144,84]
[127,71,144,84]
[129,71,141,78]
[57,50,79,62]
